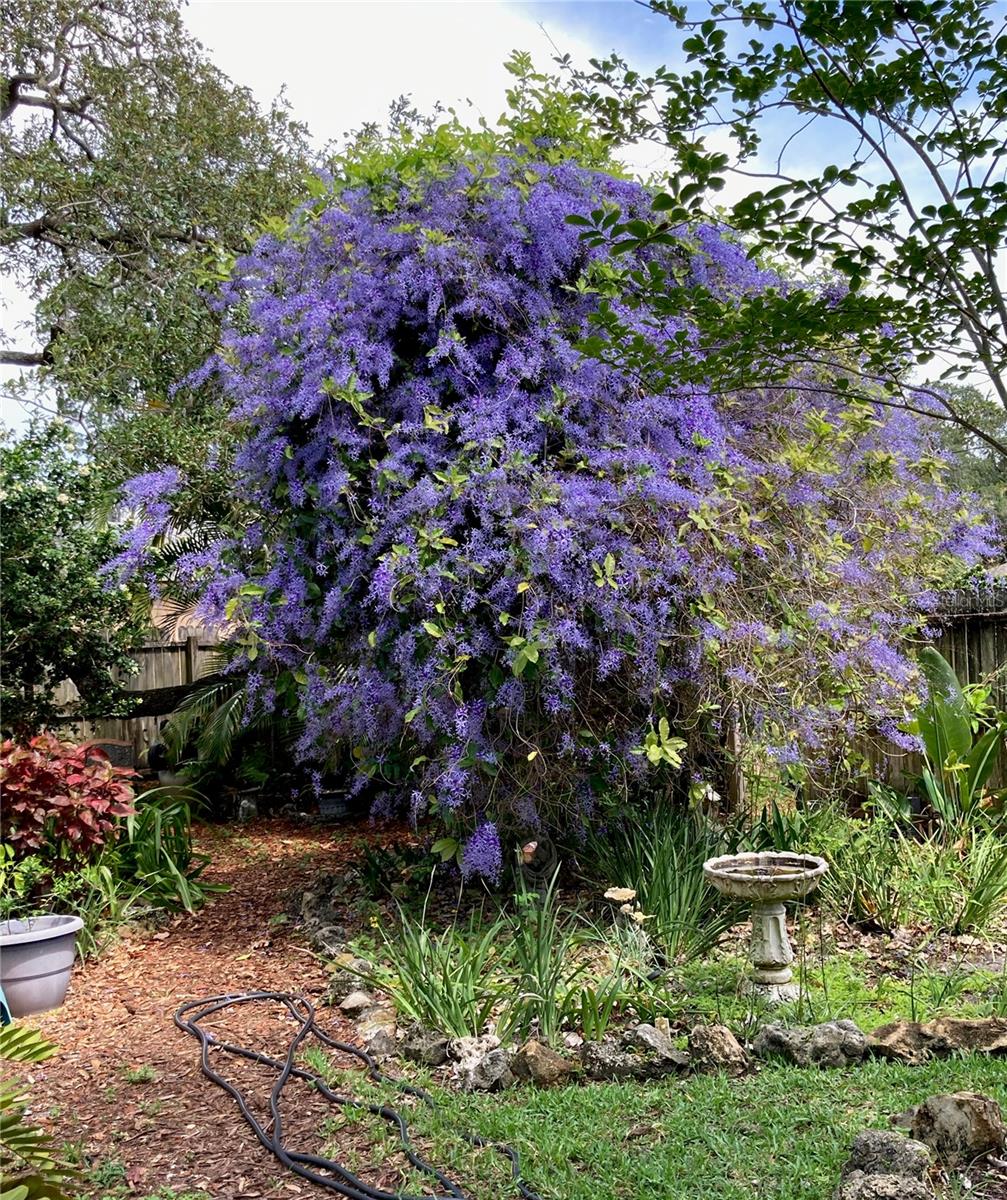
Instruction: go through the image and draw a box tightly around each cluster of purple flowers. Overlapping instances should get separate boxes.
[117,158,994,876]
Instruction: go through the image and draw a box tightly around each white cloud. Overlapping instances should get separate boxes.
[182,0,597,148]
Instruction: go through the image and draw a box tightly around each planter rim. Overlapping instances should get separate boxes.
[0,914,84,947]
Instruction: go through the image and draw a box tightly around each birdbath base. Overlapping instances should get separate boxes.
[748,980,800,1005]
[748,899,796,1003]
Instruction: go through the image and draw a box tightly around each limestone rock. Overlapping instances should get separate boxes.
[833,1172,934,1199]
[449,1035,514,1091]
[448,1034,500,1062]
[841,1130,931,1181]
[356,1003,396,1045]
[325,958,372,1007]
[512,1040,574,1087]
[929,1017,1007,1056]
[867,1021,950,1066]
[869,1016,1007,1065]
[753,1020,867,1068]
[580,1037,688,1081]
[458,1048,514,1092]
[311,924,350,956]
[364,1028,397,1058]
[624,1023,678,1059]
[688,1024,750,1076]
[339,989,375,1016]
[401,1028,450,1068]
[910,1092,1006,1165]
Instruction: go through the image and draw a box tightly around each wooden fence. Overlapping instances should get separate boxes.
[53,630,220,764]
[54,588,1006,787]
[867,584,1007,792]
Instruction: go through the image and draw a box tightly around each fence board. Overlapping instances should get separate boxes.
[52,633,219,762]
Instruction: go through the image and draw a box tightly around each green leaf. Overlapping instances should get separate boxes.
[917,648,971,764]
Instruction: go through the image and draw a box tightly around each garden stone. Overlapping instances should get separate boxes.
[449,1035,515,1090]
[339,990,375,1016]
[841,1130,931,1181]
[624,1023,678,1059]
[868,1017,1007,1065]
[910,1093,1006,1165]
[512,1040,574,1087]
[929,1016,1007,1056]
[448,1034,500,1063]
[688,1024,750,1076]
[356,1004,396,1044]
[402,1029,450,1068]
[580,1038,689,1082]
[325,959,372,1007]
[311,925,350,956]
[237,795,258,822]
[364,1028,397,1059]
[753,1020,867,1068]
[455,1047,514,1092]
[867,1021,950,1066]
[833,1173,934,1199]
[580,1040,643,1081]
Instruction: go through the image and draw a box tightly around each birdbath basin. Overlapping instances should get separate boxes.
[703,851,828,1003]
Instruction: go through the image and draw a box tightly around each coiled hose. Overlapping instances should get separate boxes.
[175,991,543,1200]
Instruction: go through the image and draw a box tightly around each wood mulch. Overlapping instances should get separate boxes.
[26,819,416,1199]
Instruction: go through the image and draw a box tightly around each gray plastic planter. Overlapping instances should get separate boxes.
[0,915,84,1017]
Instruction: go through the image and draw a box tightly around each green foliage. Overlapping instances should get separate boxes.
[118,788,221,913]
[500,871,587,1046]
[930,384,1007,532]
[571,0,1007,451]
[1,0,312,428]
[908,828,1007,936]
[0,1024,77,1200]
[914,648,1006,826]
[0,786,218,955]
[820,820,905,934]
[0,425,141,733]
[582,805,741,962]
[360,904,508,1038]
[328,53,618,206]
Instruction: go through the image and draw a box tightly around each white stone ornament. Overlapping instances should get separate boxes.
[703,850,829,1004]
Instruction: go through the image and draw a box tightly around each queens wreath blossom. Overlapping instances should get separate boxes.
[118,158,994,873]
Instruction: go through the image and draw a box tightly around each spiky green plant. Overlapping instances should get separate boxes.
[0,1024,78,1200]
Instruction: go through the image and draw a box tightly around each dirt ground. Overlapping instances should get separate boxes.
[26,820,404,1199]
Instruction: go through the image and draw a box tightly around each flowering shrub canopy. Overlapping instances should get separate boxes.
[119,159,993,874]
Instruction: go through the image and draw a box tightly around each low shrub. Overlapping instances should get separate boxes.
[118,788,221,913]
[0,738,219,954]
[361,904,509,1038]
[499,871,587,1045]
[0,734,136,863]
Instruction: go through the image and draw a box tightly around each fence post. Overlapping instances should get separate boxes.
[184,634,198,685]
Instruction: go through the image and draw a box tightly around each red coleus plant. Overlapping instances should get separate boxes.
[0,734,137,864]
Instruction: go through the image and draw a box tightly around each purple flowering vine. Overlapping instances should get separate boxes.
[117,157,995,877]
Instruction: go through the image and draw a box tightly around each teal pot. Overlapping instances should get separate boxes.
[0,915,84,1017]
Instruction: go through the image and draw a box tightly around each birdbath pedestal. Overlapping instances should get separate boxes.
[703,851,829,1004]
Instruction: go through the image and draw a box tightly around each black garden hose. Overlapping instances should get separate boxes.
[175,991,542,1200]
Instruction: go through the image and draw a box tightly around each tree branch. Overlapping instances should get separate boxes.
[0,347,51,367]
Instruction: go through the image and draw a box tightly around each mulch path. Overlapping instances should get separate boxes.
[26,819,414,1199]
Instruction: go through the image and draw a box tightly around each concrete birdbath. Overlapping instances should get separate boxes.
[703,851,828,1003]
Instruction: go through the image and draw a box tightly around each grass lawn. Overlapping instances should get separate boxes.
[318,1057,1007,1200]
